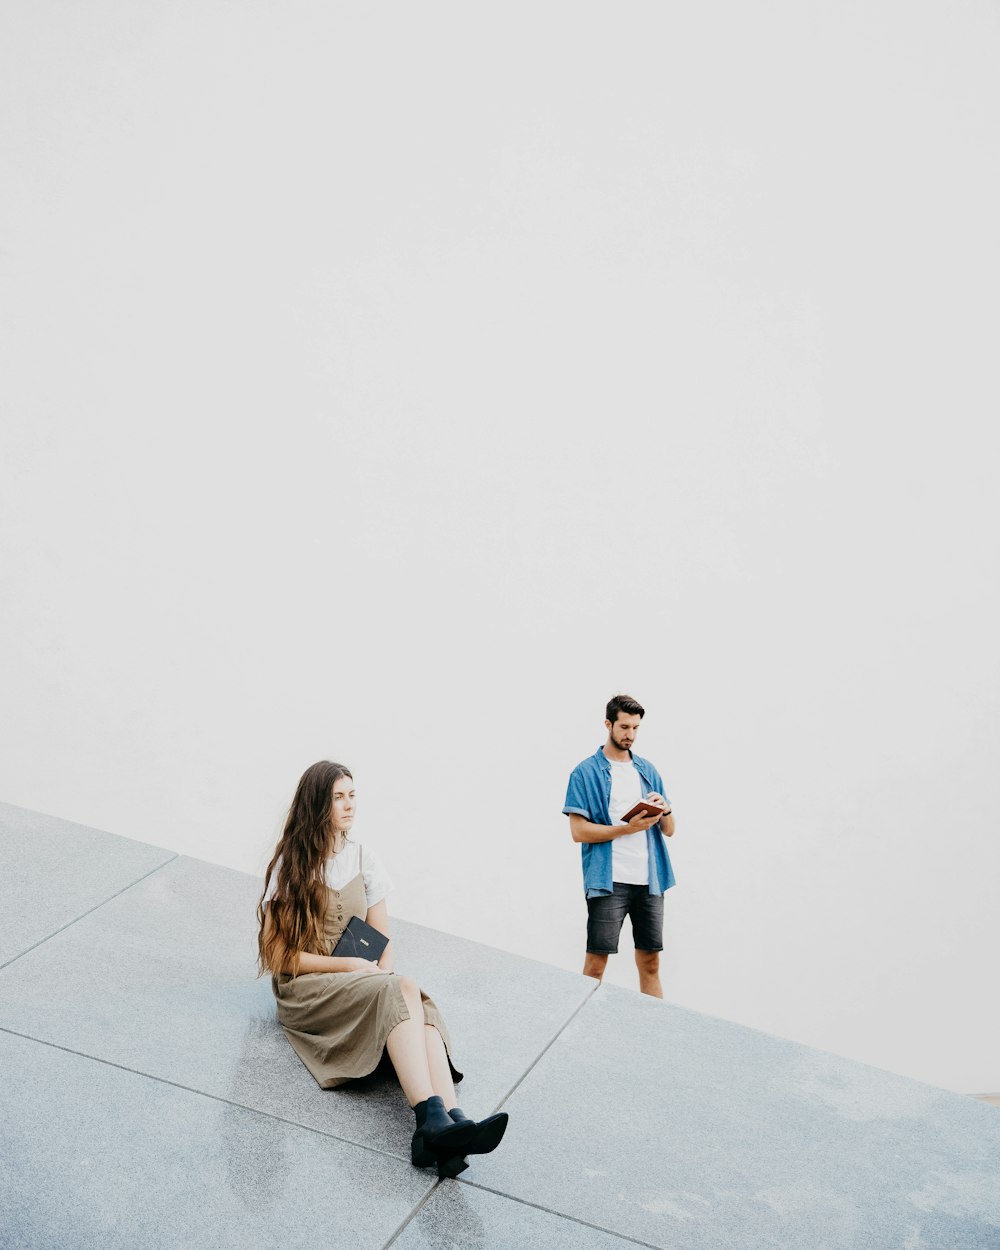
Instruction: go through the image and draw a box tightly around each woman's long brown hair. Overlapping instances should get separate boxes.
[257,761,352,975]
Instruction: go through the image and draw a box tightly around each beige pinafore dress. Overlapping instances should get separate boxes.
[271,870,462,1090]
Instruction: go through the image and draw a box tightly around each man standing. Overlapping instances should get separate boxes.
[563,694,675,997]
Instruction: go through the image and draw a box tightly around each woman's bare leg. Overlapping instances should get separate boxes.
[424,1025,457,1109]
[385,977,434,1106]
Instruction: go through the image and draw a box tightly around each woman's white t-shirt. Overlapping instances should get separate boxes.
[324,840,392,907]
[264,839,393,909]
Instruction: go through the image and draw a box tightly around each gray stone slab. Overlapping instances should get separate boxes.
[0,1029,431,1250]
[0,852,593,1161]
[393,1183,640,1250]
[0,801,175,968]
[464,985,1000,1250]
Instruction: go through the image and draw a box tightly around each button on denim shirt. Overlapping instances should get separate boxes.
[563,748,676,898]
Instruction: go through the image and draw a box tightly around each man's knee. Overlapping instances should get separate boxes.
[583,952,609,980]
[634,949,660,972]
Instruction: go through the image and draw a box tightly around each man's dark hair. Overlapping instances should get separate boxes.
[606,693,645,723]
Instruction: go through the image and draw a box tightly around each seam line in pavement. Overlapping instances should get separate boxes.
[0,853,179,972]
[380,1178,443,1249]
[381,984,605,1248]
[455,1178,662,1249]
[0,1022,421,1168]
[489,978,599,1114]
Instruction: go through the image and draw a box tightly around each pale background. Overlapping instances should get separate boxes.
[2,2,998,1094]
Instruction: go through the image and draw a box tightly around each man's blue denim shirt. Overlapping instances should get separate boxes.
[562,747,676,898]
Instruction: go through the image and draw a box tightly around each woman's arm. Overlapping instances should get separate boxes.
[294,951,378,974]
[366,898,396,972]
[261,907,377,976]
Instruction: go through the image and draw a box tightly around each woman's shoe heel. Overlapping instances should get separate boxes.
[411,1132,433,1168]
[437,1155,469,1179]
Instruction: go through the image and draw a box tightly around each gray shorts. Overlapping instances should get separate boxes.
[586,882,664,955]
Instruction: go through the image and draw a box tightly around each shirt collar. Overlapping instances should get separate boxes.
[594,745,633,772]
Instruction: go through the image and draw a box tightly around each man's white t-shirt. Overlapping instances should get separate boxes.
[607,758,649,885]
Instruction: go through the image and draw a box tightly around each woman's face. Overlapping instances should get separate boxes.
[328,775,356,836]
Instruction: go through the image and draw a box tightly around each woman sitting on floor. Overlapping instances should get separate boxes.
[257,759,507,1178]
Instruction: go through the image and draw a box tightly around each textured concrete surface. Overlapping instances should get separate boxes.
[463,985,1000,1249]
[0,1029,432,1250]
[0,853,592,1159]
[392,1184,640,1250]
[2,804,998,1250]
[0,800,174,968]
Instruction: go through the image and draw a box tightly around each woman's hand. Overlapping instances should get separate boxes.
[348,957,380,973]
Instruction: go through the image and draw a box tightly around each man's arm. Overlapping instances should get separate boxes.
[643,790,675,838]
[569,811,661,844]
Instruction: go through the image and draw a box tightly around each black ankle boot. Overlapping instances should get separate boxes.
[436,1153,469,1179]
[411,1097,477,1168]
[456,1108,509,1156]
[437,1110,473,1178]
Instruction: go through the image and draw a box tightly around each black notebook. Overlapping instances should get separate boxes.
[332,915,389,964]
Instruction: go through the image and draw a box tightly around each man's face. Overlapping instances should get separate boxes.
[606,712,642,751]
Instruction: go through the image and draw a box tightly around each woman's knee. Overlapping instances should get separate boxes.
[397,975,421,999]
[397,977,429,1028]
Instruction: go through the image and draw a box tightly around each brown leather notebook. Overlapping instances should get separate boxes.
[621,800,667,822]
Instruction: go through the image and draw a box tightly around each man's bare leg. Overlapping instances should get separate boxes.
[635,949,663,998]
[582,952,609,983]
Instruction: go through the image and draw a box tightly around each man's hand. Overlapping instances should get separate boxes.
[624,810,662,832]
[644,793,675,838]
